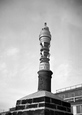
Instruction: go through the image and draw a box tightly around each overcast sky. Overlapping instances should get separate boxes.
[0,0,82,111]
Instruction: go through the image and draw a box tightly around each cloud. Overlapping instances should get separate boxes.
[0,62,6,70]
[0,62,8,78]
[6,47,19,56]
[74,0,82,6]
[54,63,72,83]
[52,63,73,92]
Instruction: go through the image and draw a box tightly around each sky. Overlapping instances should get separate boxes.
[0,0,82,111]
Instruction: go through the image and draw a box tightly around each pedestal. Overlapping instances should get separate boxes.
[8,91,73,115]
[38,70,53,92]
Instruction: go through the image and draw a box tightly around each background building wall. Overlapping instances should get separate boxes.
[55,84,82,115]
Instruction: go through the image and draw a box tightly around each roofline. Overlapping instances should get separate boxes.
[56,83,82,94]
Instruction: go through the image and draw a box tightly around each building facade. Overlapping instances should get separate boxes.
[55,84,82,115]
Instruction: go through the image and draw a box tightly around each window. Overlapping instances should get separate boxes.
[76,105,82,113]
[68,93,75,98]
[58,94,65,99]
[75,90,82,96]
[71,106,73,113]
[72,106,77,115]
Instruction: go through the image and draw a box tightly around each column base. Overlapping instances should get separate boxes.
[38,70,53,92]
[9,91,73,115]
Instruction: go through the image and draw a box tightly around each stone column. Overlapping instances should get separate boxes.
[38,23,53,92]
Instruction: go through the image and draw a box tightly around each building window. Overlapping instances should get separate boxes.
[71,106,73,113]
[58,94,65,99]
[68,93,75,98]
[75,90,82,96]
[72,105,77,115]
[76,105,82,113]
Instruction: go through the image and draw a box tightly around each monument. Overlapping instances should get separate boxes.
[38,22,52,92]
[8,23,73,115]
